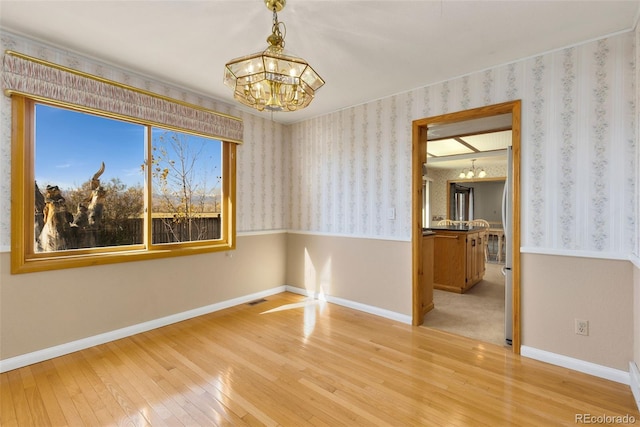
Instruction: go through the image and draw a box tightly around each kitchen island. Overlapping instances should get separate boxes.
[425,225,487,293]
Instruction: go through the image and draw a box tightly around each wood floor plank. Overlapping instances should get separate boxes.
[130,334,252,424]
[135,333,279,427]
[51,352,117,426]
[39,358,87,426]
[87,344,168,426]
[108,337,205,425]
[1,292,638,426]
[21,378,52,427]
[27,361,69,426]
[5,369,35,426]
[0,371,19,426]
[133,331,265,425]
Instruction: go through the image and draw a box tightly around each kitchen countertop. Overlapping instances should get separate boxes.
[424,225,486,233]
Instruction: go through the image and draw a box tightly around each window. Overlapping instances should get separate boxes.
[11,97,237,273]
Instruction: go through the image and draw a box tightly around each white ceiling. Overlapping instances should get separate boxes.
[427,129,511,170]
[1,1,639,124]
[428,130,510,156]
[426,113,511,169]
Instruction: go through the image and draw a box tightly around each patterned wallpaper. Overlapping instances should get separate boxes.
[0,32,288,252]
[0,83,9,251]
[0,30,637,259]
[288,98,413,239]
[289,32,637,258]
[636,23,640,263]
[236,111,287,232]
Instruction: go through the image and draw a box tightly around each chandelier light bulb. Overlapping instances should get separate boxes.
[459,159,487,179]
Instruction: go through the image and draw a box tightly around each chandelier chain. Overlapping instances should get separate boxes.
[270,8,286,48]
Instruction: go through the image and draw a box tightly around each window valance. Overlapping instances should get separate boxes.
[2,50,243,143]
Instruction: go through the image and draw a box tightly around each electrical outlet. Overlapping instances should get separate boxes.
[575,319,589,336]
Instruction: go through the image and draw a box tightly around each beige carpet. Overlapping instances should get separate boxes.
[422,262,507,347]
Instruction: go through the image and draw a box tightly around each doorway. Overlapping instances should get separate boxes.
[411,100,522,354]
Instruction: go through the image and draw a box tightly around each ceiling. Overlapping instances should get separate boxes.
[426,129,511,171]
[0,1,639,125]
[427,113,511,170]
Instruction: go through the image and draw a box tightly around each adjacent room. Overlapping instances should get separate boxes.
[1,1,639,425]
[421,129,511,347]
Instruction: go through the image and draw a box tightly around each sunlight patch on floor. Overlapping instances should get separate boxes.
[261,298,328,339]
[260,299,324,314]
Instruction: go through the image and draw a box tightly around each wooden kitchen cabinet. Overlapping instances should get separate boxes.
[421,233,435,316]
[466,231,486,285]
[430,227,486,293]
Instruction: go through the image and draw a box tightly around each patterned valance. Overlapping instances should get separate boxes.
[2,50,243,143]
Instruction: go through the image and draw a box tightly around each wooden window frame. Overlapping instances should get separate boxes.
[11,96,237,273]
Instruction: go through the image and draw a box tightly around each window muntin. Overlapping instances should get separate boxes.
[12,96,236,273]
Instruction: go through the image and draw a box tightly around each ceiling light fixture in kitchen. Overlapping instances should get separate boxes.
[459,159,487,179]
[223,0,325,112]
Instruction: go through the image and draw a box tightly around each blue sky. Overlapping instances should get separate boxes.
[34,104,221,191]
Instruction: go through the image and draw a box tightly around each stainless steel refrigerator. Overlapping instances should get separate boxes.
[502,146,513,346]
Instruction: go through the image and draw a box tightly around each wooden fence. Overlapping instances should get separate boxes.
[99,217,221,246]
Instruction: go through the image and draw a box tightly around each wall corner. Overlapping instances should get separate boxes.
[631,361,640,411]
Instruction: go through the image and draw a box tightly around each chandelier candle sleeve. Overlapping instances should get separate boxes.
[223,0,325,112]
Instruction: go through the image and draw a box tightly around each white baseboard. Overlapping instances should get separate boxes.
[0,286,287,373]
[285,285,412,324]
[521,346,630,385]
[0,286,410,373]
[630,362,640,411]
[3,287,630,390]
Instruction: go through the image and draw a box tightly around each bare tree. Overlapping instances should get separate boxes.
[150,131,221,242]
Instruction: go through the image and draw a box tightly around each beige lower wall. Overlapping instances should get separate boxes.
[522,253,634,371]
[285,233,412,316]
[286,236,636,372]
[635,262,640,368]
[3,231,636,375]
[0,232,287,360]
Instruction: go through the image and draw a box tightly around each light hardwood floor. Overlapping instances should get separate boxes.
[1,292,638,426]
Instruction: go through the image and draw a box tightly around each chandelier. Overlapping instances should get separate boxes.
[458,159,487,179]
[223,0,325,112]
